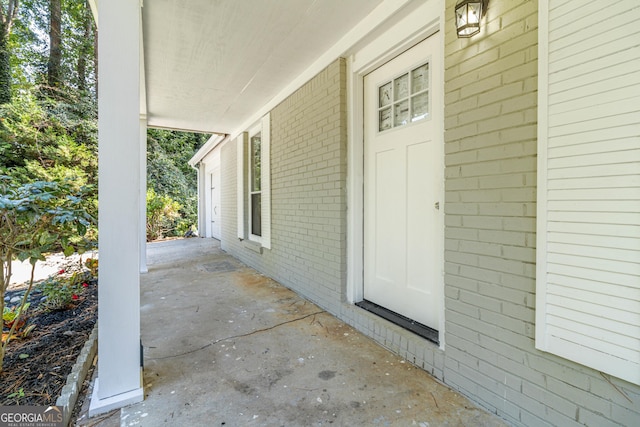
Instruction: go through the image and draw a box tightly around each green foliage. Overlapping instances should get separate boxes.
[0,175,96,371]
[0,90,97,172]
[147,129,208,238]
[84,257,98,276]
[7,1,45,93]
[2,302,35,341]
[0,177,95,259]
[2,0,203,244]
[7,387,25,402]
[0,91,99,236]
[3,302,30,326]
[146,188,182,241]
[0,0,208,375]
[8,0,96,96]
[39,268,91,310]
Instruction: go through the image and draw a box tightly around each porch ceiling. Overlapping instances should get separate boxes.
[142,0,384,134]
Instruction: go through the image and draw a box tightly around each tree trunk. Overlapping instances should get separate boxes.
[76,2,94,92]
[48,0,62,89]
[76,25,87,91]
[0,0,19,104]
[0,20,10,104]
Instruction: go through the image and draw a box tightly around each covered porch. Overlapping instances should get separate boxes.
[87,0,640,425]
[85,238,505,426]
[89,0,430,413]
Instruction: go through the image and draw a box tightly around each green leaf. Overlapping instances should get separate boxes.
[76,222,87,235]
[19,353,29,359]
[63,245,75,257]
[39,230,51,245]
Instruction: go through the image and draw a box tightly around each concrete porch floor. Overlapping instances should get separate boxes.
[89,238,507,426]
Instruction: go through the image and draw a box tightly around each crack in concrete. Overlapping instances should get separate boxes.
[147,310,326,360]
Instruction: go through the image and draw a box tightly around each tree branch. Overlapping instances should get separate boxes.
[2,261,35,352]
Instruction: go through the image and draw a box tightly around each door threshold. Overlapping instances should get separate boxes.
[356,300,439,345]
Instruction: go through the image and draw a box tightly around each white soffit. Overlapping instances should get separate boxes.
[142,0,385,134]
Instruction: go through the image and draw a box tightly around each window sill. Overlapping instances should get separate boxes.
[241,239,263,254]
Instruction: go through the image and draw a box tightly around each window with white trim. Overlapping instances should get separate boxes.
[237,113,271,249]
[536,0,640,386]
[249,128,262,239]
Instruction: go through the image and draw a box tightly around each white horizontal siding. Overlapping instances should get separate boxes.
[548,283,640,315]
[548,252,639,276]
[548,223,640,240]
[547,161,639,180]
[547,210,639,225]
[537,0,640,386]
[548,242,639,263]
[548,138,639,158]
[547,231,639,252]
[547,263,638,289]
[545,200,639,213]
[546,274,640,301]
[548,112,640,138]
[547,125,640,150]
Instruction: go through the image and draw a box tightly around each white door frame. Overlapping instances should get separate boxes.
[346,0,445,346]
[209,165,221,240]
[203,148,221,239]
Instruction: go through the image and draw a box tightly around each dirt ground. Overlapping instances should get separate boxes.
[1,256,98,407]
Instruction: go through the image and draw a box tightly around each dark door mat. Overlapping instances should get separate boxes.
[356,300,439,344]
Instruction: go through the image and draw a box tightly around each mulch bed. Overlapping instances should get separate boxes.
[1,282,97,406]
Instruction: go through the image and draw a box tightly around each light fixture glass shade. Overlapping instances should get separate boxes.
[455,0,483,38]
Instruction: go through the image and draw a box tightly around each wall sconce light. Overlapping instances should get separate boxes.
[455,0,484,38]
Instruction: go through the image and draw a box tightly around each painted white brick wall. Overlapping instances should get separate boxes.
[221,57,447,385]
[221,58,347,314]
[444,0,640,426]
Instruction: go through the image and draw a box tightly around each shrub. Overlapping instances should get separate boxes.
[0,176,95,372]
[146,188,181,241]
[39,269,91,310]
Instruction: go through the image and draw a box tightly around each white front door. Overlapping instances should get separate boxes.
[363,34,443,331]
[210,166,221,240]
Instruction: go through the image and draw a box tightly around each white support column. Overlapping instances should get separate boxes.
[139,7,148,272]
[198,162,206,236]
[140,118,148,273]
[90,0,144,416]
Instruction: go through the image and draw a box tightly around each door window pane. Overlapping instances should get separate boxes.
[379,82,392,107]
[394,74,409,101]
[411,63,429,93]
[379,107,392,131]
[394,100,409,127]
[411,92,429,122]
